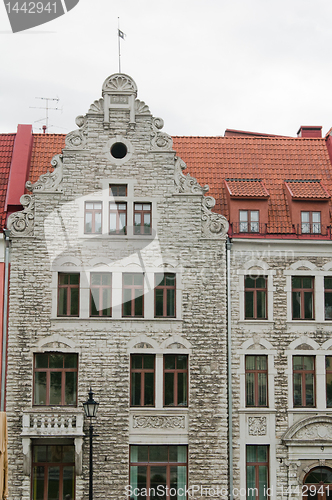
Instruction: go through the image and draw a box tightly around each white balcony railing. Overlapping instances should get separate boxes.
[22,409,84,438]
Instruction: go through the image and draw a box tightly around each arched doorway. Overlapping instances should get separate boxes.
[303,467,332,499]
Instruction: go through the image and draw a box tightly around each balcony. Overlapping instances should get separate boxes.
[22,409,84,438]
[229,222,332,239]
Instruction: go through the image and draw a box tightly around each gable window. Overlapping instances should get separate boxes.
[324,278,332,320]
[32,445,75,500]
[122,273,144,317]
[90,273,112,317]
[245,276,267,319]
[155,273,176,317]
[293,355,315,407]
[84,202,102,234]
[246,445,269,500]
[164,355,188,407]
[301,211,321,234]
[326,357,332,408]
[245,355,268,407]
[58,273,79,317]
[134,203,152,235]
[34,353,78,406]
[109,202,127,235]
[239,210,259,233]
[109,184,127,197]
[130,445,187,500]
[292,276,314,320]
[130,354,155,406]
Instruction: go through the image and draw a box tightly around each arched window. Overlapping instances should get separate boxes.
[303,467,332,499]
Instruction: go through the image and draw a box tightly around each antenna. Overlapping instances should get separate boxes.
[30,96,61,133]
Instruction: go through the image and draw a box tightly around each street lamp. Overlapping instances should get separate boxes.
[83,388,99,500]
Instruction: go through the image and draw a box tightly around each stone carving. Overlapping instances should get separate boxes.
[88,98,104,114]
[174,156,209,195]
[319,460,326,466]
[26,154,63,193]
[65,129,87,149]
[133,415,185,429]
[7,195,34,236]
[102,74,137,96]
[75,115,86,128]
[296,424,332,440]
[135,99,150,115]
[248,416,267,436]
[134,343,153,349]
[167,343,186,349]
[283,416,332,444]
[151,116,173,151]
[153,117,164,130]
[202,196,229,239]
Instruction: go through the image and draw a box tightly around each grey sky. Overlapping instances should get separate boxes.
[1,0,332,137]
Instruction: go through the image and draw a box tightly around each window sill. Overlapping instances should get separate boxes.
[51,317,182,322]
[238,408,276,414]
[288,408,332,413]
[130,407,189,412]
[238,320,274,325]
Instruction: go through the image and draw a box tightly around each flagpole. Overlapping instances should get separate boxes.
[118,17,121,73]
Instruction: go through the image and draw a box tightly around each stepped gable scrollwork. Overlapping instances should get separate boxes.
[26,154,63,193]
[151,117,173,151]
[174,156,209,195]
[7,195,35,236]
[88,98,104,114]
[102,73,138,95]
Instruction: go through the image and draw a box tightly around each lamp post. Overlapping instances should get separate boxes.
[83,388,99,500]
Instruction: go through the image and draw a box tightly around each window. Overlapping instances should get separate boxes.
[34,353,78,406]
[245,276,267,319]
[130,445,187,500]
[293,355,315,407]
[32,445,75,500]
[303,467,332,500]
[90,273,112,317]
[109,184,127,197]
[325,278,332,320]
[58,273,79,317]
[134,203,152,235]
[292,276,314,320]
[84,202,102,234]
[245,356,268,407]
[239,210,259,233]
[109,202,127,235]
[246,445,269,500]
[326,357,332,408]
[130,354,155,406]
[164,355,188,407]
[122,273,144,317]
[155,273,176,317]
[301,211,321,234]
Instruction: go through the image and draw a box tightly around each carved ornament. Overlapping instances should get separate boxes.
[151,117,173,151]
[283,415,332,444]
[248,416,267,436]
[65,129,87,150]
[135,99,150,115]
[201,196,229,239]
[26,154,63,193]
[7,195,34,236]
[88,98,104,114]
[133,415,185,429]
[102,74,137,96]
[174,156,209,195]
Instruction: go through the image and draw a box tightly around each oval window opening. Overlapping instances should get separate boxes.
[111,142,127,159]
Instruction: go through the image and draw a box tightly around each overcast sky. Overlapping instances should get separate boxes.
[1,0,332,138]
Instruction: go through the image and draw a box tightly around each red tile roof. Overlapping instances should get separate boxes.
[29,134,66,185]
[284,180,330,200]
[225,178,269,198]
[0,134,15,227]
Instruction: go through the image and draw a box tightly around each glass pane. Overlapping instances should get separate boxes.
[85,203,94,210]
[135,204,143,211]
[134,274,144,286]
[292,291,301,319]
[325,278,332,290]
[109,212,117,232]
[325,292,332,319]
[301,212,310,223]
[177,356,187,370]
[90,290,99,316]
[303,277,313,288]
[65,372,77,405]
[64,354,77,369]
[155,274,164,286]
[245,276,255,288]
[58,288,67,315]
[165,355,175,370]
[69,274,79,285]
[245,291,254,318]
[123,274,133,286]
[131,372,141,406]
[32,466,45,500]
[167,289,175,316]
[49,354,63,369]
[144,372,154,405]
[85,212,92,233]
[33,446,47,463]
[257,445,267,462]
[256,277,266,288]
[256,291,266,319]
[178,372,187,406]
[251,211,259,222]
[130,465,147,500]
[134,294,143,316]
[303,356,314,370]
[327,374,332,407]
[165,373,174,406]
[246,356,256,370]
[132,355,143,370]
[59,274,69,285]
[137,446,148,463]
[165,274,175,286]
[149,447,168,462]
[102,287,112,316]
[293,372,302,406]
[91,273,101,286]
[246,465,256,500]
[143,355,154,369]
[150,466,166,500]
[240,211,248,222]
[63,466,75,500]
[312,212,321,222]
[35,354,48,369]
[258,465,268,500]
[94,212,102,233]
[123,293,132,316]
[135,213,141,227]
[118,203,127,211]
[305,373,314,406]
[70,288,79,316]
[34,372,47,405]
[246,373,255,406]
[102,273,111,286]
[246,446,257,463]
[62,446,75,463]
[50,372,62,405]
[293,356,303,370]
[258,373,267,406]
[304,291,313,319]
[292,276,302,288]
[155,289,164,316]
[256,356,267,370]
[48,466,60,500]
[143,204,151,211]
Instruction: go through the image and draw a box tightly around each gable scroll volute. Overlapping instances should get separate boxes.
[26,154,63,194]
[7,194,35,237]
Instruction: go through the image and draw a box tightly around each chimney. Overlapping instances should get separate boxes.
[297,126,322,138]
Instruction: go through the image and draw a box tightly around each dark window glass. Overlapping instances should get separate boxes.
[109,184,127,197]
[327,357,332,408]
[325,278,332,320]
[245,355,268,407]
[164,355,188,407]
[301,211,321,234]
[246,445,269,500]
[122,274,144,317]
[292,276,314,320]
[134,203,152,235]
[245,276,267,319]
[293,355,315,407]
[239,210,259,233]
[155,274,176,318]
[130,355,155,406]
[90,273,112,317]
[58,273,79,317]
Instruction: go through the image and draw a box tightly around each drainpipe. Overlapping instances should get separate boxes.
[226,237,233,500]
[1,229,10,411]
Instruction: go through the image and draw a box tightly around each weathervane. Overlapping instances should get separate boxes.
[118,18,126,73]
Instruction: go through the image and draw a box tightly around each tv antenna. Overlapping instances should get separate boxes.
[30,96,61,133]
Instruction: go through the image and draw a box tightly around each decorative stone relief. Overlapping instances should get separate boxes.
[7,195,34,236]
[88,98,104,114]
[283,416,332,445]
[133,415,185,429]
[75,115,86,128]
[102,74,137,96]
[296,424,332,440]
[26,154,63,193]
[134,343,153,349]
[65,129,87,150]
[248,416,267,436]
[167,343,186,349]
[135,99,150,115]
[174,156,209,195]
[201,196,229,239]
[151,117,173,151]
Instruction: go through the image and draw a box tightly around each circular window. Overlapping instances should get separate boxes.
[111,142,127,159]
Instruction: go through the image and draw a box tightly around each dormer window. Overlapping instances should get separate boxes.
[301,211,321,234]
[239,210,259,233]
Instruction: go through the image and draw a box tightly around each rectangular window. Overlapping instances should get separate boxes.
[90,273,112,317]
[246,445,269,500]
[325,278,332,320]
[326,356,332,408]
[109,184,127,197]
[58,273,79,317]
[109,202,127,235]
[292,276,314,320]
[122,273,144,317]
[34,353,78,406]
[301,211,321,234]
[155,273,176,317]
[239,210,259,233]
[245,355,268,407]
[293,355,315,407]
[245,276,267,319]
[84,201,102,234]
[134,203,152,235]
[130,354,155,406]
[164,355,188,407]
[32,445,75,500]
[130,445,187,500]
